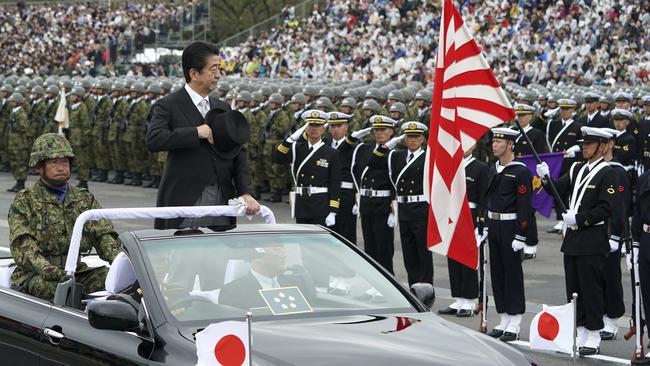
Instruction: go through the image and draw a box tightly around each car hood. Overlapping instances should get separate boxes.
[179,312,532,366]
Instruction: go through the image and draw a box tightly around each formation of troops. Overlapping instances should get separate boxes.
[1,72,650,356]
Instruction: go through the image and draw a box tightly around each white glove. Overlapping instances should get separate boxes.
[621,243,628,254]
[536,162,550,177]
[609,236,619,253]
[387,213,397,228]
[288,124,307,142]
[474,228,488,247]
[511,238,525,252]
[352,204,359,215]
[384,135,405,150]
[325,212,336,227]
[350,127,372,139]
[564,145,580,158]
[562,209,577,226]
[626,244,639,271]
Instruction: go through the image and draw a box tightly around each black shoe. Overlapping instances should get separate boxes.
[77,180,88,189]
[578,346,599,356]
[107,171,124,184]
[499,332,519,342]
[546,228,561,234]
[523,253,536,260]
[7,180,25,192]
[599,331,616,340]
[487,329,504,338]
[456,309,474,317]
[438,306,457,315]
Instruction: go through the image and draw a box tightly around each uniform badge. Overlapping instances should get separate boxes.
[409,122,417,130]
[623,145,629,151]
[532,176,543,193]
[311,110,320,118]
[317,159,329,168]
[330,113,338,119]
[618,185,625,192]
[607,187,615,194]
[375,116,382,123]
[518,185,527,194]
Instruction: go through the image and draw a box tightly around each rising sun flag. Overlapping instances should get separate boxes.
[424,0,515,269]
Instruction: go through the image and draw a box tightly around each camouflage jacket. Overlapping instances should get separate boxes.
[9,180,120,284]
[7,107,29,150]
[122,98,149,142]
[107,98,129,142]
[84,96,97,124]
[67,102,90,147]
[249,108,267,157]
[28,99,48,138]
[93,96,113,132]
[264,108,291,144]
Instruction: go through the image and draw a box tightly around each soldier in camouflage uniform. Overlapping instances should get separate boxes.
[107,82,129,184]
[6,93,30,192]
[42,85,61,134]
[9,133,120,301]
[66,87,92,188]
[144,83,164,189]
[0,84,15,172]
[340,97,363,131]
[250,91,268,197]
[28,86,48,150]
[82,84,97,177]
[122,82,149,186]
[90,81,112,182]
[263,93,292,202]
[288,93,306,131]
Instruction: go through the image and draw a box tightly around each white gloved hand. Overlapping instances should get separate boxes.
[511,238,525,252]
[288,124,308,142]
[626,244,639,271]
[387,213,397,228]
[562,209,577,226]
[474,228,488,247]
[536,162,550,177]
[352,204,359,215]
[351,127,372,139]
[384,135,406,150]
[609,237,619,253]
[325,212,336,227]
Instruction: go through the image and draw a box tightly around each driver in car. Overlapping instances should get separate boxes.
[8,133,120,301]
[219,245,314,309]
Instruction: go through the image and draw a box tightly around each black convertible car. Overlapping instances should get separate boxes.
[0,207,538,365]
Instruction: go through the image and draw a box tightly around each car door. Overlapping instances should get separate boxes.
[0,288,52,366]
[39,303,153,366]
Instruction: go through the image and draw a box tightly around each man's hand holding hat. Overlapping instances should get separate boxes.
[197,124,214,144]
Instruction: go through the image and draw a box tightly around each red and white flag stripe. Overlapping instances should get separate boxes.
[424,0,514,269]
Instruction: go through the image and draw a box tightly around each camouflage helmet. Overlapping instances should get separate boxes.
[131,82,146,93]
[365,88,381,100]
[415,90,431,102]
[387,90,403,102]
[97,80,112,91]
[235,91,252,103]
[362,99,381,112]
[318,87,334,99]
[31,85,45,95]
[340,97,357,108]
[226,90,237,100]
[59,79,73,90]
[146,83,162,94]
[389,102,407,115]
[251,91,264,103]
[268,93,284,105]
[15,85,28,95]
[69,86,86,98]
[111,81,126,93]
[29,133,75,168]
[278,85,293,97]
[216,83,231,93]
[302,85,319,97]
[46,85,60,95]
[0,84,14,94]
[290,93,307,105]
[260,86,274,97]
[8,92,24,104]
[315,97,334,111]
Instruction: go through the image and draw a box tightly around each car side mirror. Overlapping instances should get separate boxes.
[410,282,435,308]
[88,300,140,331]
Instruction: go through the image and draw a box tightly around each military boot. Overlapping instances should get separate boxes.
[130,173,142,186]
[107,170,124,184]
[265,190,282,203]
[77,180,88,189]
[7,180,25,192]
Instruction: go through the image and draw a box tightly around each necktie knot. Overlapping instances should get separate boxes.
[199,99,209,118]
[407,152,413,162]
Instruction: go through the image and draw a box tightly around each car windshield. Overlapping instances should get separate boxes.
[141,231,415,324]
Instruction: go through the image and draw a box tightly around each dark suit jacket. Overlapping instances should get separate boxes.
[218,273,265,309]
[578,111,610,128]
[388,149,428,222]
[146,87,251,229]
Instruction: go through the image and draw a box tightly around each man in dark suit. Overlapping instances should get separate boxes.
[578,92,609,128]
[537,126,617,355]
[146,42,260,230]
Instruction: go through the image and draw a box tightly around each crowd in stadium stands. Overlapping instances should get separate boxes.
[0,1,191,76]
[222,0,649,86]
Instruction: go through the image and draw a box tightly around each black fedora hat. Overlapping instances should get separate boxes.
[206,109,250,160]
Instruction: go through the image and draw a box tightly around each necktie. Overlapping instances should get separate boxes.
[333,141,338,148]
[308,146,313,153]
[407,152,413,163]
[199,99,209,118]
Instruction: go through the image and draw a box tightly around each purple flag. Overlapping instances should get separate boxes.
[519,152,564,218]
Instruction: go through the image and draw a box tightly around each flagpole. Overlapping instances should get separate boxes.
[478,237,488,333]
[512,119,567,212]
[572,293,577,365]
[247,311,253,366]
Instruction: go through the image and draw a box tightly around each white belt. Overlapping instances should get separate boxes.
[295,186,328,195]
[468,202,477,209]
[487,211,517,221]
[360,188,392,197]
[341,181,354,189]
[396,194,426,203]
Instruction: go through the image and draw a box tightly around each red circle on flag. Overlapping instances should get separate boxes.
[214,334,246,366]
[538,312,560,341]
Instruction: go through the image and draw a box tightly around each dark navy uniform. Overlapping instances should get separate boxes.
[578,110,610,128]
[387,121,431,285]
[352,116,398,273]
[632,170,650,338]
[637,116,650,172]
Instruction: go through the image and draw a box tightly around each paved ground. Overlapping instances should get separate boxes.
[0,173,643,365]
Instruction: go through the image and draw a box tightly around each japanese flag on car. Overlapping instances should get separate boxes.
[529,302,574,355]
[195,321,250,366]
